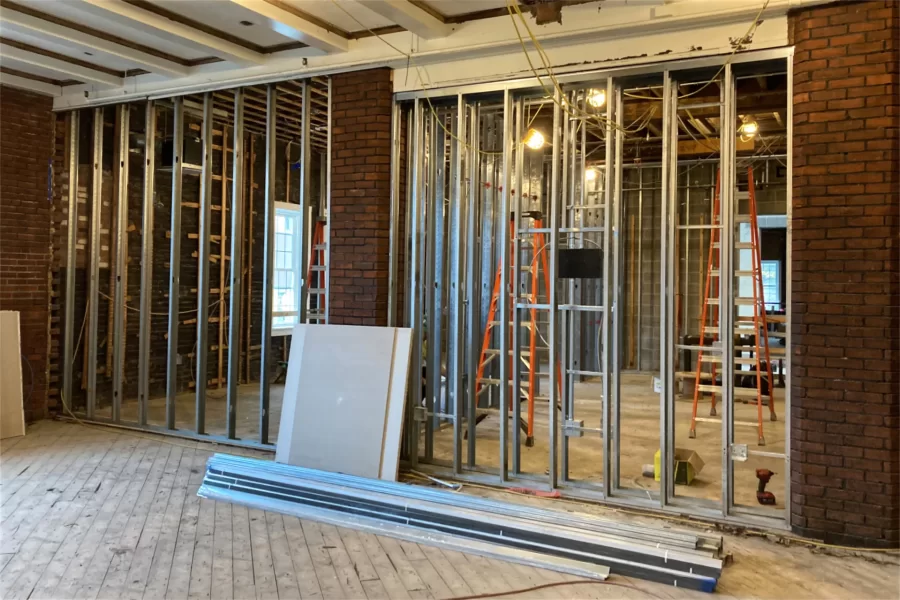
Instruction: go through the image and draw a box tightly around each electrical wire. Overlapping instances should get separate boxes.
[622,0,772,101]
[447,579,657,600]
[97,291,220,316]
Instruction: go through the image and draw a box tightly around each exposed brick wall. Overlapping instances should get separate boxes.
[329,68,393,326]
[790,0,899,548]
[0,86,54,422]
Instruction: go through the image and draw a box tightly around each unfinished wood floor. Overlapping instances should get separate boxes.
[2,421,897,600]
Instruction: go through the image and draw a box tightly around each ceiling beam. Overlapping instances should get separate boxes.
[0,70,62,95]
[1,6,191,78]
[0,43,122,86]
[80,0,266,66]
[355,0,451,39]
[224,0,348,53]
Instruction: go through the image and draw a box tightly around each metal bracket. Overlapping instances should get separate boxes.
[731,443,748,462]
[563,419,585,437]
[414,406,427,423]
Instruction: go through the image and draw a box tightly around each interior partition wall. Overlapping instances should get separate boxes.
[393,48,792,528]
[53,77,332,449]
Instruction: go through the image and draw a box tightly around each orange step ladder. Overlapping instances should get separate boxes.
[473,214,562,447]
[688,167,776,445]
[306,218,327,324]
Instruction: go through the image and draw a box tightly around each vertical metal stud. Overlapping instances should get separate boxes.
[784,52,794,526]
[721,63,736,515]
[196,93,214,436]
[298,82,311,324]
[449,95,466,473]
[324,77,333,324]
[111,104,130,423]
[465,103,480,467]
[137,102,155,428]
[86,107,104,421]
[226,90,244,439]
[610,83,625,493]
[61,111,79,416]
[601,78,614,493]
[166,98,183,431]
[510,96,523,474]
[498,89,513,481]
[547,89,562,489]
[660,71,677,506]
[408,99,425,467]
[388,100,402,327]
[259,85,277,445]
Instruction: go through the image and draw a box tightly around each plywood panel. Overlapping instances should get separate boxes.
[0,311,25,440]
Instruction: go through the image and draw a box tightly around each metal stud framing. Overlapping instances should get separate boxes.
[138,101,156,427]
[57,77,329,448]
[61,111,79,415]
[196,93,214,435]
[166,97,184,430]
[396,48,793,530]
[86,107,103,420]
[259,84,277,445]
[226,89,244,440]
[111,104,130,423]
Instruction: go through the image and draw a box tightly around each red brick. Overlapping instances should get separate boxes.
[790,0,899,549]
[0,86,53,423]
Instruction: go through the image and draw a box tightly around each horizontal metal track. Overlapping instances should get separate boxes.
[203,456,722,553]
[200,455,722,591]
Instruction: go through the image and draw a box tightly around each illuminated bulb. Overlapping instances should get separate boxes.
[740,116,759,137]
[587,88,606,108]
[523,128,545,150]
[585,167,598,182]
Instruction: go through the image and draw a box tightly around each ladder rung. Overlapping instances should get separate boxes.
[484,349,533,357]
[310,266,326,271]
[713,242,754,249]
[693,417,760,428]
[700,355,758,365]
[709,270,755,277]
[697,385,766,399]
[489,320,535,329]
[676,370,760,380]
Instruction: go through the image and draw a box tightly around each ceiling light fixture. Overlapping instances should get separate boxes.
[739,116,759,138]
[587,88,606,108]
[523,128,545,150]
[585,167,598,182]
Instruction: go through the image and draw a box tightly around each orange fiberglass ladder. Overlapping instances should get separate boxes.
[474,212,562,447]
[306,218,326,324]
[688,167,777,446]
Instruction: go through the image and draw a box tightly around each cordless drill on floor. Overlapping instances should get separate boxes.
[756,469,776,505]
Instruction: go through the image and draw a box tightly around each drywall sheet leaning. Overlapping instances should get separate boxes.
[0,311,26,439]
[276,324,413,481]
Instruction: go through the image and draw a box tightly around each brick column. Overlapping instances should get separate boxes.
[329,68,393,326]
[0,86,55,422]
[790,1,899,548]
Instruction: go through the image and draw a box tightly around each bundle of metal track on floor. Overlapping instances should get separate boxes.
[199,454,726,592]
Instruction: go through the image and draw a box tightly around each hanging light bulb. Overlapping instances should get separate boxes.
[739,116,759,138]
[585,167,598,182]
[587,88,606,108]
[523,128,545,150]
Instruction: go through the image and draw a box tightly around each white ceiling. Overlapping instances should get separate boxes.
[2,0,561,93]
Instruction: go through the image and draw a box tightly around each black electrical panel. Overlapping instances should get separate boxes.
[558,248,603,279]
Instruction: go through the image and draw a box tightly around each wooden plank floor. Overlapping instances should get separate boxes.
[2,421,897,600]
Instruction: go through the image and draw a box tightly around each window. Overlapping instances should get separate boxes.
[273,202,302,334]
[761,260,781,311]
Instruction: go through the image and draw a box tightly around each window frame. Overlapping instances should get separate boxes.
[272,201,303,337]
